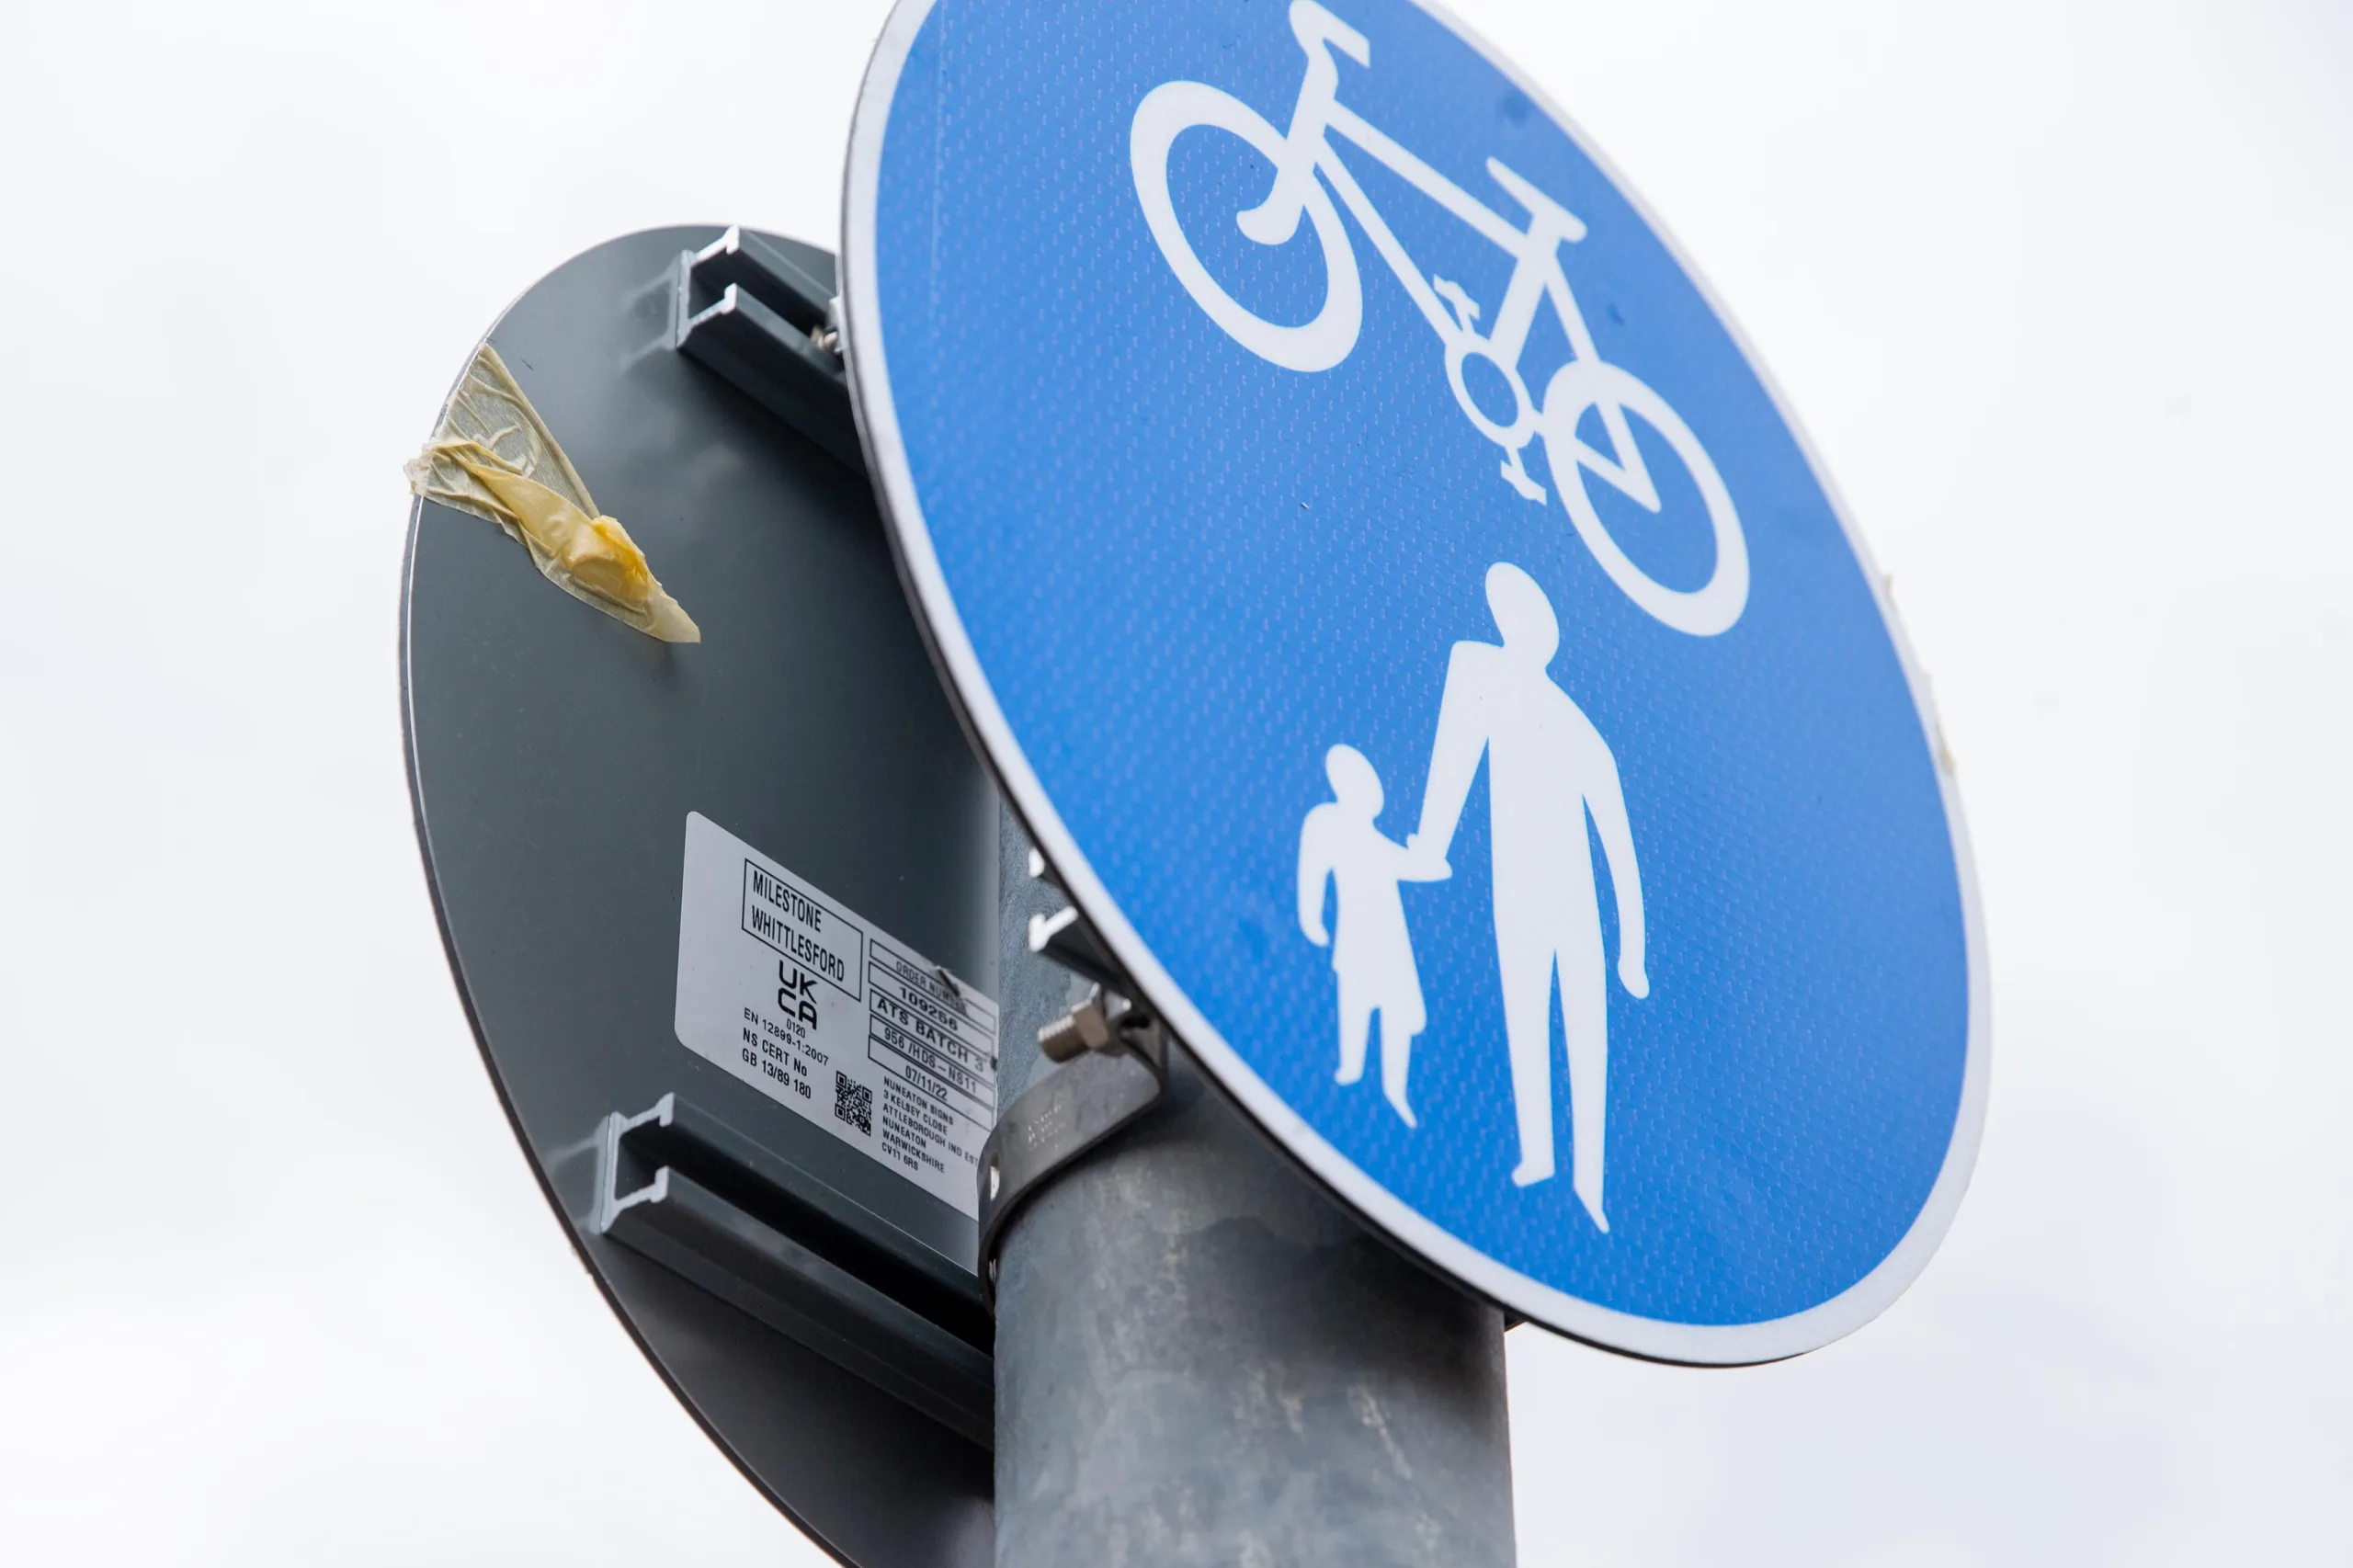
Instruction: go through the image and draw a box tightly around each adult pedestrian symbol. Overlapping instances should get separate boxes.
[846,0,1988,1362]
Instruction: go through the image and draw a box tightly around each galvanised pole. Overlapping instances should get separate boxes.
[992,809,1517,1568]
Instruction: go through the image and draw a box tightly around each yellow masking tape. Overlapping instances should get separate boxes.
[404,345,699,643]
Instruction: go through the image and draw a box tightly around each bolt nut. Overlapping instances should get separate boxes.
[1038,989,1116,1061]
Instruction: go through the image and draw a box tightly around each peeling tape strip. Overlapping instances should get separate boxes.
[405,344,699,643]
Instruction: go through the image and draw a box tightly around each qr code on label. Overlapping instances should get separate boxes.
[834,1071,873,1136]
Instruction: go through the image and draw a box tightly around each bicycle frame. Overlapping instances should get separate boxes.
[1237,1,1659,510]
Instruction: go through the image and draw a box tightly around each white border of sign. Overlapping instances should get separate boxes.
[841,0,1991,1366]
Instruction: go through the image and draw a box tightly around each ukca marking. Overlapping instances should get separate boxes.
[676,813,1000,1216]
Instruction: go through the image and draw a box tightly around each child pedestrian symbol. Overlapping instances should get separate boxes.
[1297,744,1451,1127]
[1296,564,1647,1232]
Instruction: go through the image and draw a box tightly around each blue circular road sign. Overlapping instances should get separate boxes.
[844,0,1987,1363]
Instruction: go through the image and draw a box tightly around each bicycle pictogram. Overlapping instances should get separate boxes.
[1131,0,1749,636]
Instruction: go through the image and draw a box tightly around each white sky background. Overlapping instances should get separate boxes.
[0,0,2345,1562]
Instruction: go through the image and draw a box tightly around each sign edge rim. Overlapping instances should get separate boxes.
[839,0,1992,1366]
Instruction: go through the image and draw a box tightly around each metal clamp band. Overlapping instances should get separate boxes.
[976,991,1167,1305]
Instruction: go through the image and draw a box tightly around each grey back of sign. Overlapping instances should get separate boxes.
[401,227,995,1568]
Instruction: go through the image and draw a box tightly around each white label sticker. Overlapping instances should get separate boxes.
[673,812,1000,1217]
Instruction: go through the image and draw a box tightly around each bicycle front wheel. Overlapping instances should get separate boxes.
[1541,359,1750,636]
[1130,81,1361,374]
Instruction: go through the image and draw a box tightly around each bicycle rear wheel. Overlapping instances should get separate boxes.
[1541,359,1749,636]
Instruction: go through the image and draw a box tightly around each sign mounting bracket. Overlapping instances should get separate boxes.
[976,879,1169,1304]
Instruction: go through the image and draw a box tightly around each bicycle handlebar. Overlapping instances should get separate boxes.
[1290,0,1370,67]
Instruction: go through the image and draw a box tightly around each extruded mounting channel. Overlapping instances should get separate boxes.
[670,224,858,466]
[595,1093,993,1447]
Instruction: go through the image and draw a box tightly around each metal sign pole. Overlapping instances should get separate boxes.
[990,813,1515,1567]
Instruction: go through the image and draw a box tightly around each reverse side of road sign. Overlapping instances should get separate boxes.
[843,0,1988,1364]
[404,227,995,1566]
